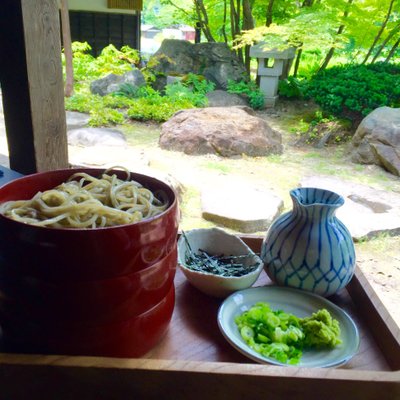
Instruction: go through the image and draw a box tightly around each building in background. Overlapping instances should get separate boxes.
[141,24,196,57]
[68,0,142,56]
[180,25,196,41]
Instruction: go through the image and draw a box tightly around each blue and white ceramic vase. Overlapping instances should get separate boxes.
[261,187,356,297]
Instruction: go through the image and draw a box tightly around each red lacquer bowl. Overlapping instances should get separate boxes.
[0,168,179,282]
[0,285,175,358]
[0,245,177,324]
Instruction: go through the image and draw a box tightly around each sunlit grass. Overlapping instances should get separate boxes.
[202,161,232,174]
[356,234,400,255]
[122,122,160,146]
[178,185,215,231]
[303,152,323,159]
[265,154,284,163]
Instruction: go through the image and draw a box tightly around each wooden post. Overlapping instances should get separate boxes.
[0,0,68,174]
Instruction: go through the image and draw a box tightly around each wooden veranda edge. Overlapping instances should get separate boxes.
[347,266,400,370]
[0,353,399,400]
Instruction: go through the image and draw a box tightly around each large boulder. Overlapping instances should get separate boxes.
[351,107,400,176]
[150,39,248,89]
[159,107,282,157]
[90,68,146,96]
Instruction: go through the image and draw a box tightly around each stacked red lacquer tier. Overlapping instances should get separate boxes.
[0,168,179,357]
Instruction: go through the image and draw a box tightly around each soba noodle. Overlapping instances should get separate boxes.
[0,167,169,228]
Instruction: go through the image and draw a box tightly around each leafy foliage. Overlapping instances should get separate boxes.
[164,83,206,107]
[124,74,214,122]
[303,62,400,123]
[66,42,140,84]
[278,77,305,99]
[112,83,153,99]
[181,73,216,96]
[227,80,265,109]
[64,92,128,126]
[126,96,195,122]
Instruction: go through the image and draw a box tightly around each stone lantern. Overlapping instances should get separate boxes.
[250,44,296,107]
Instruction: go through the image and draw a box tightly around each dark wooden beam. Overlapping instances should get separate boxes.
[0,0,68,174]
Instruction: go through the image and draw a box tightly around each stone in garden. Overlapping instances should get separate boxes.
[90,68,146,96]
[151,39,248,89]
[300,176,400,241]
[68,127,127,147]
[206,90,248,107]
[201,182,284,233]
[159,106,282,157]
[66,111,90,130]
[351,107,400,176]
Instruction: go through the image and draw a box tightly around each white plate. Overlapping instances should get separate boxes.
[217,286,360,368]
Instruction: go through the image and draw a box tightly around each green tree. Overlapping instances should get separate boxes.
[144,0,400,78]
[319,0,354,71]
[362,0,397,64]
[345,0,400,63]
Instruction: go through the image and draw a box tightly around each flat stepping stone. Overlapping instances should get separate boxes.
[66,111,90,130]
[300,176,400,241]
[68,127,127,147]
[201,182,283,233]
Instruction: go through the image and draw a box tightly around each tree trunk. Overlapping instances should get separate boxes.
[195,22,201,43]
[194,0,215,42]
[266,0,275,27]
[293,47,303,77]
[222,0,228,44]
[384,35,400,62]
[302,0,314,7]
[236,0,244,64]
[230,0,243,64]
[371,23,400,63]
[319,0,353,72]
[362,0,395,64]
[230,0,238,42]
[60,0,73,97]
[242,0,254,74]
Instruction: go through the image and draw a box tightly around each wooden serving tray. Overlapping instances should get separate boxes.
[0,237,399,399]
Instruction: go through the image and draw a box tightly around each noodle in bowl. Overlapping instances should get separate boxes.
[0,168,179,281]
[0,167,168,229]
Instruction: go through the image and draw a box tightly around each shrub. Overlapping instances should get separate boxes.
[164,83,207,107]
[65,92,129,126]
[164,74,214,108]
[117,74,214,122]
[88,107,125,126]
[304,62,400,124]
[227,80,265,109]
[181,73,215,96]
[278,77,304,99]
[65,42,140,83]
[127,97,195,122]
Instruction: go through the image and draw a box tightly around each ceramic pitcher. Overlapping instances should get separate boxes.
[261,187,355,297]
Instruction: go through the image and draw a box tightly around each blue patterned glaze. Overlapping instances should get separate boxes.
[261,187,356,297]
